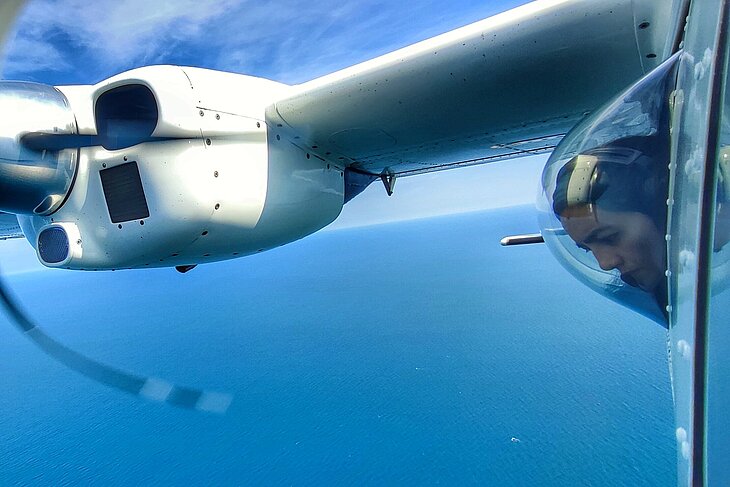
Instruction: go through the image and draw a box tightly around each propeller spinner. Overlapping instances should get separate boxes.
[0,81,78,215]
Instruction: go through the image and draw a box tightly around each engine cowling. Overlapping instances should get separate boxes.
[11,66,345,270]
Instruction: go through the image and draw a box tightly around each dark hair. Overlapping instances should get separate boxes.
[552,136,669,226]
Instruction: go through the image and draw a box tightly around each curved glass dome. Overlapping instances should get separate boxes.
[538,53,681,326]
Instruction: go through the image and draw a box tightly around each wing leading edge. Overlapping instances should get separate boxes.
[267,0,685,177]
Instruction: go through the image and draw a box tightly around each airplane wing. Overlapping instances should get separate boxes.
[0,212,22,240]
[268,0,687,177]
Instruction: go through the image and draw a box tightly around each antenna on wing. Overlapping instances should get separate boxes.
[0,271,232,413]
[380,171,397,196]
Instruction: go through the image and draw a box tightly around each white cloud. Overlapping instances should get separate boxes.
[3,0,520,83]
[2,35,71,77]
[5,0,241,78]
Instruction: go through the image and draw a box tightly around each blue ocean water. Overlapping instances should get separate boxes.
[0,205,675,485]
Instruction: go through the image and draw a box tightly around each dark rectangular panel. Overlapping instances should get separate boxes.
[99,162,150,223]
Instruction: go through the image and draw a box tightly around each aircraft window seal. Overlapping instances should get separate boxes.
[671,0,693,54]
[688,0,730,481]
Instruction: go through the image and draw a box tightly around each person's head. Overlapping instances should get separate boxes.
[552,137,669,294]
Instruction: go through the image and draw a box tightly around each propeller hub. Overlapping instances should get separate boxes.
[0,81,78,215]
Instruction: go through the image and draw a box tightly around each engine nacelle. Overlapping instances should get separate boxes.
[16,66,345,270]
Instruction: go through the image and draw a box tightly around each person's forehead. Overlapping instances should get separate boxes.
[560,214,599,241]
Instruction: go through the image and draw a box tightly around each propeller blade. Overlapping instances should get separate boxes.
[20,133,100,151]
[0,272,232,414]
[20,132,185,151]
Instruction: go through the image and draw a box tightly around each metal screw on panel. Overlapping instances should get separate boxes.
[256,122,261,128]
[102,163,107,168]
[214,171,219,177]
[199,110,204,117]
[216,114,220,120]
[276,134,281,140]
[639,21,650,29]
[215,203,220,210]
[206,138,211,145]
[123,156,128,161]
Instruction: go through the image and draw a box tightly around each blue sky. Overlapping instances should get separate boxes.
[1,0,545,235]
[4,0,531,85]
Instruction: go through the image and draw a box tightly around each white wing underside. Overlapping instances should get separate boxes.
[267,0,685,176]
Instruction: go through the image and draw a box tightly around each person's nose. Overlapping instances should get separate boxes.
[593,246,623,271]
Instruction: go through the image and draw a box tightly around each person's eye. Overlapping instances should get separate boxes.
[602,233,619,244]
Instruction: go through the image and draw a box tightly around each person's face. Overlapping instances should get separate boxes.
[561,207,666,293]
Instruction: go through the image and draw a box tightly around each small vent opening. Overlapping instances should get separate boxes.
[100,161,150,223]
[38,226,69,264]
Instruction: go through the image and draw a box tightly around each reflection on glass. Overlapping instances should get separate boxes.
[553,137,669,312]
[539,54,679,326]
[715,149,730,253]
[705,33,730,483]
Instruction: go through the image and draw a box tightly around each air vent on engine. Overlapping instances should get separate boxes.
[95,84,159,150]
[38,226,70,264]
[100,161,150,223]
